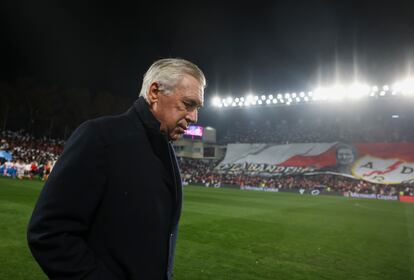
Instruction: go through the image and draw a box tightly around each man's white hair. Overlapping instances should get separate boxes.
[139,58,206,102]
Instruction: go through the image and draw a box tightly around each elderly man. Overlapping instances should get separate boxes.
[27,58,206,279]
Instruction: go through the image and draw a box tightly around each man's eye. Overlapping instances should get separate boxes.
[183,102,196,110]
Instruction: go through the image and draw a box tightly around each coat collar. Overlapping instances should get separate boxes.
[132,97,182,221]
[131,96,171,151]
[133,96,171,140]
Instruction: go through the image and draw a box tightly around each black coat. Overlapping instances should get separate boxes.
[28,97,182,280]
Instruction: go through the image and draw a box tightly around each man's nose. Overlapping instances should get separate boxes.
[186,109,198,124]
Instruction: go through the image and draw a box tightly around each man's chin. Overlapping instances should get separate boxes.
[169,128,185,141]
[169,133,180,141]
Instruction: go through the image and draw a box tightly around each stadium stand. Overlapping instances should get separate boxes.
[179,158,414,197]
[1,120,413,199]
[219,114,414,144]
[0,130,63,180]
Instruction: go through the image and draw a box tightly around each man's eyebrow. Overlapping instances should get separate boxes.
[183,97,203,107]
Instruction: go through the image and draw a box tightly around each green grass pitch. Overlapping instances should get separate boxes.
[1,177,413,279]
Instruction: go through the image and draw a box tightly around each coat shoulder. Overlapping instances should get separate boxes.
[76,109,146,147]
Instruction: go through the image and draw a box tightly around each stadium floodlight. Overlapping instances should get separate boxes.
[314,85,347,101]
[393,78,414,95]
[347,83,370,99]
[312,89,321,100]
[211,96,221,107]
[313,87,328,101]
[392,82,401,93]
[331,85,347,100]
[210,81,401,108]
[392,114,399,118]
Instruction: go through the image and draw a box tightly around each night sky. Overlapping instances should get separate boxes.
[2,0,414,101]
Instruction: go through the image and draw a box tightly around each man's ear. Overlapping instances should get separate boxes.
[147,82,160,105]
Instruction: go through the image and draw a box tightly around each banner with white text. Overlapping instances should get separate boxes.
[216,142,414,184]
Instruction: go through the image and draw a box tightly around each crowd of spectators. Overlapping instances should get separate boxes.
[1,130,413,199]
[179,158,414,197]
[0,130,63,180]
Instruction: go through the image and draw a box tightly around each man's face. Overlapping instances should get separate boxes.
[149,74,204,141]
[336,147,355,165]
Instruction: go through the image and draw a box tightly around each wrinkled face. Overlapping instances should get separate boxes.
[148,74,204,141]
[336,148,355,165]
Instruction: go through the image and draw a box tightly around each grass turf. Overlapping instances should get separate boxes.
[0,177,413,279]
